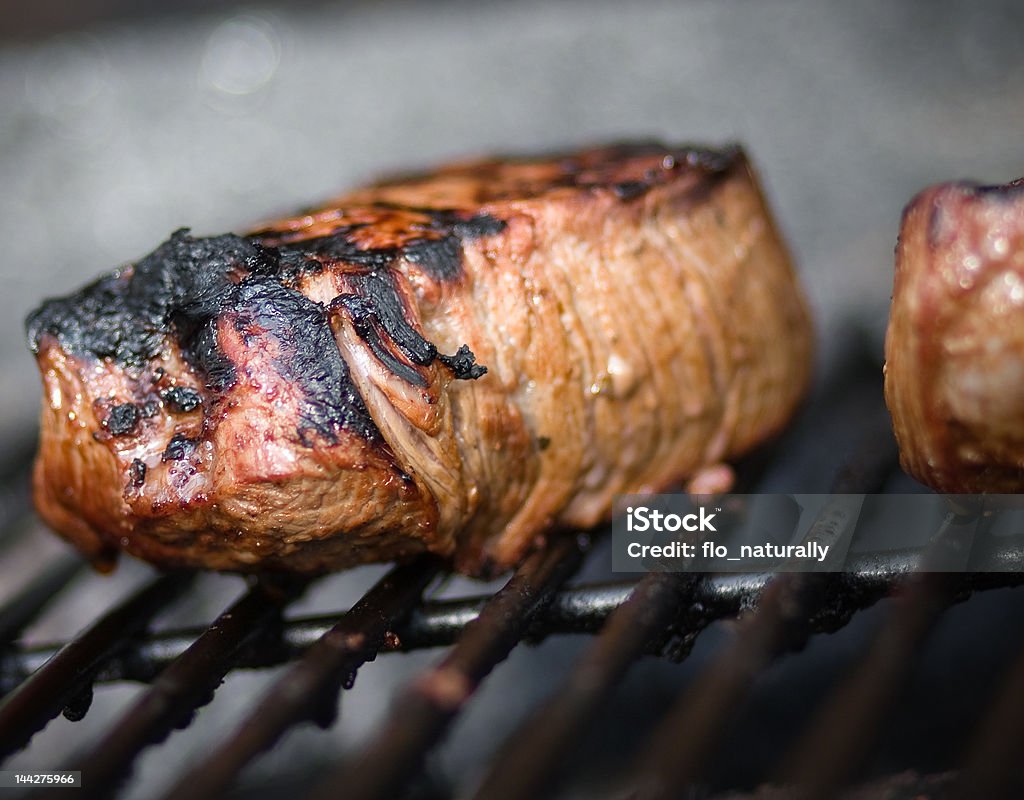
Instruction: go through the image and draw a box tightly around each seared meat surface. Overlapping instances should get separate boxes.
[885,177,1024,492]
[28,143,813,574]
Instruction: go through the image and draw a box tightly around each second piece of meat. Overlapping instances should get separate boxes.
[885,177,1024,492]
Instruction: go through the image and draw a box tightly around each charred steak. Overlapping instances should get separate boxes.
[27,143,813,575]
[885,177,1024,492]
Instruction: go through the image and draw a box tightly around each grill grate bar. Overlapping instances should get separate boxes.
[58,574,308,799]
[6,544,1024,690]
[777,510,979,798]
[627,541,849,797]
[0,581,628,688]
[0,572,192,763]
[470,570,699,800]
[955,642,1024,799]
[0,554,84,651]
[309,535,585,800]
[710,769,958,800]
[620,425,897,799]
[470,410,899,800]
[158,557,440,800]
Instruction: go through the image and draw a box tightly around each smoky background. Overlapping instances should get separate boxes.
[2,0,1024,444]
[1,1,1023,797]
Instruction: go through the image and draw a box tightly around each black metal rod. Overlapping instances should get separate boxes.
[469,569,699,800]
[0,572,192,763]
[57,574,307,799]
[629,501,866,799]
[310,536,585,800]
[0,580,631,686]
[157,557,440,800]
[0,554,84,648]
[6,543,1024,691]
[623,427,898,800]
[954,642,1024,799]
[709,769,958,800]
[777,511,979,799]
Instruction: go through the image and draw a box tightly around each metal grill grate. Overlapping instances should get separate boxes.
[1,355,1024,800]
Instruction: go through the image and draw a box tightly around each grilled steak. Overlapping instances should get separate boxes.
[885,177,1024,492]
[27,142,813,575]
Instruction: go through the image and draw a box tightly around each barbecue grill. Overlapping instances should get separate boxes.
[1,340,1024,800]
[4,3,1024,798]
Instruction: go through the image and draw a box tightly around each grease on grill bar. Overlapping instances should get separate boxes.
[6,549,1022,692]
[0,572,193,761]
[308,535,585,800]
[157,557,441,800]
[60,573,309,799]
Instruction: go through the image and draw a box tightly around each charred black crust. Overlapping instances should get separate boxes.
[294,226,395,270]
[231,278,380,443]
[161,386,202,413]
[346,272,435,367]
[27,230,383,445]
[333,293,427,387]
[27,230,270,378]
[401,211,508,281]
[27,226,486,447]
[534,142,742,203]
[438,345,487,380]
[971,176,1024,197]
[331,270,486,386]
[451,213,507,239]
[162,433,198,462]
[105,403,140,436]
[402,235,464,281]
[297,210,507,282]
[612,181,650,200]
[129,458,147,488]
[376,141,742,205]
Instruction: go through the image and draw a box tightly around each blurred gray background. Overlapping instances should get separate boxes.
[3,0,1024,444]
[1,1,1024,797]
